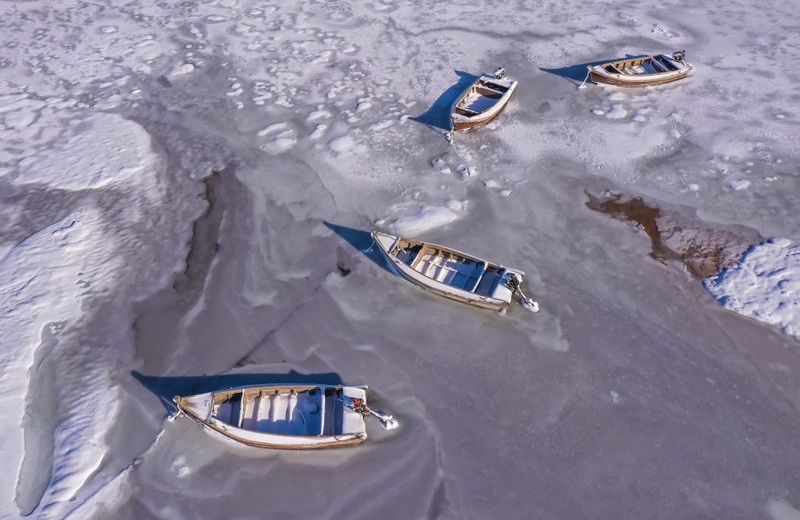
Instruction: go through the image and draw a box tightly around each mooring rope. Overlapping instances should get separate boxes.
[578,68,592,89]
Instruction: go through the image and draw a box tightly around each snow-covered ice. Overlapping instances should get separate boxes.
[1,104,203,518]
[1,0,800,517]
[705,239,800,339]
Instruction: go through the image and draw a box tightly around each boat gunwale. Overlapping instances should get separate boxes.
[205,383,365,396]
[392,236,500,270]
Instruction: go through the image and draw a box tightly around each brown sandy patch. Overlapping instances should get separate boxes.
[586,191,763,278]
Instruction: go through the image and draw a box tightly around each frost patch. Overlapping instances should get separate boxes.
[605,105,627,119]
[257,123,297,154]
[306,110,331,123]
[328,135,367,155]
[166,63,195,79]
[729,179,750,190]
[170,455,192,478]
[766,498,800,520]
[389,205,464,236]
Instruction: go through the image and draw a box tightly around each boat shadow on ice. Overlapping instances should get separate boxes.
[540,55,647,85]
[324,221,395,276]
[410,70,480,131]
[132,370,344,414]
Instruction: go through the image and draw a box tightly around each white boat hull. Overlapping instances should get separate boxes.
[372,231,524,312]
[588,52,693,87]
[174,384,369,450]
[451,72,517,131]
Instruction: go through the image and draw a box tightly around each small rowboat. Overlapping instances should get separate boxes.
[587,51,693,87]
[174,383,397,450]
[372,231,539,313]
[451,68,518,131]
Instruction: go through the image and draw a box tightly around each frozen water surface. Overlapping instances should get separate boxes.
[1,0,799,518]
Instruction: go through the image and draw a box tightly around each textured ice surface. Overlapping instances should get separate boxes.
[1,0,800,517]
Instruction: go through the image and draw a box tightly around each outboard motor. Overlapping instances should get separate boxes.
[493,67,506,79]
[343,394,399,430]
[672,50,686,62]
[502,272,540,313]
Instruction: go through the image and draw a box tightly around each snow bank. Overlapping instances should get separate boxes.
[704,239,800,339]
[0,97,194,517]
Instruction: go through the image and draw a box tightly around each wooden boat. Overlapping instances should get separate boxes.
[174,383,397,450]
[451,68,518,131]
[372,231,538,313]
[587,51,693,87]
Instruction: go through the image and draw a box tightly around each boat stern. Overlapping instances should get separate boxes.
[341,386,368,437]
[489,268,526,307]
